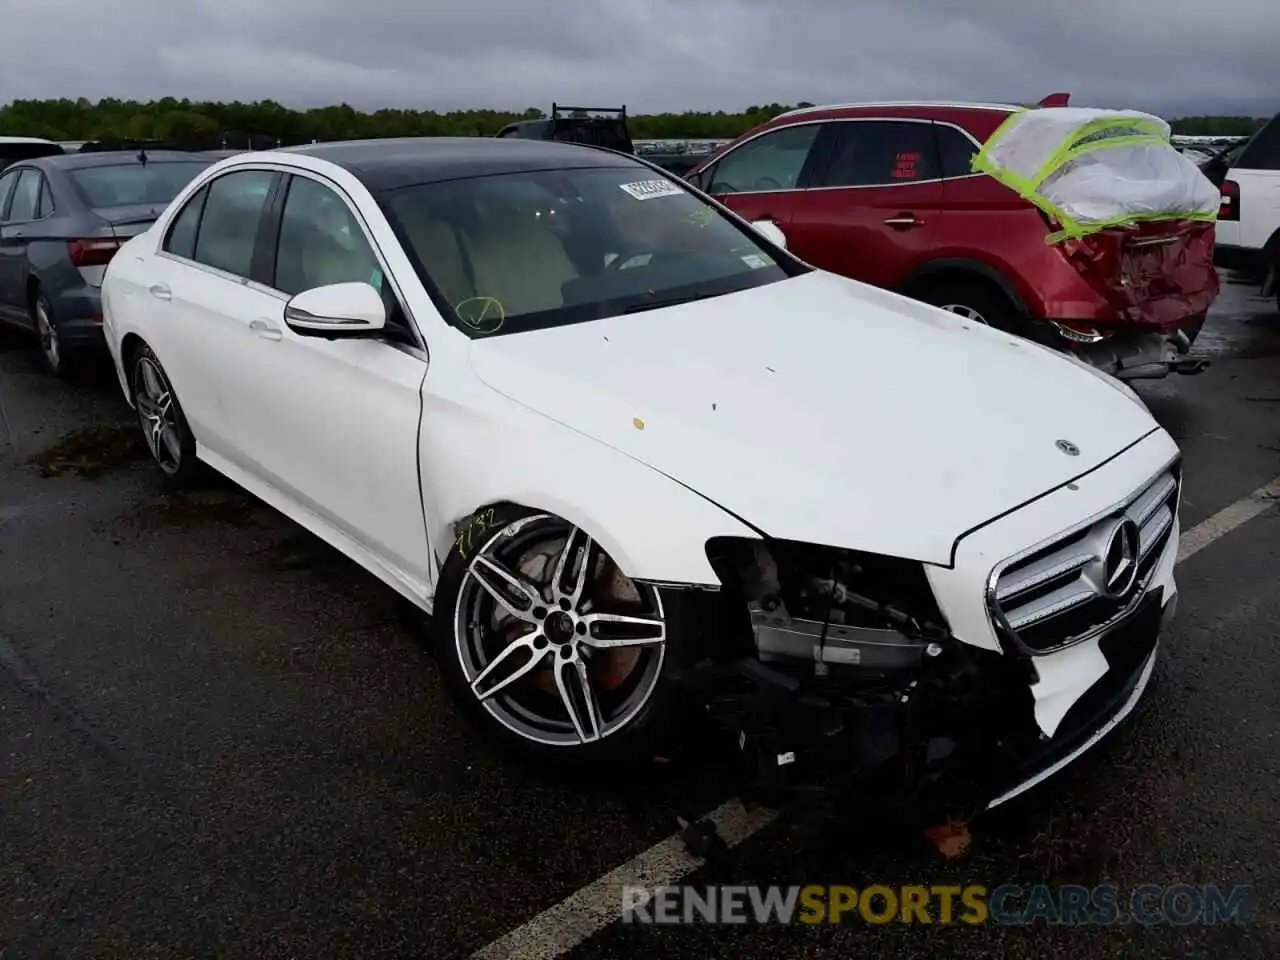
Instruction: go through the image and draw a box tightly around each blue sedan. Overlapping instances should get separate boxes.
[0,150,214,375]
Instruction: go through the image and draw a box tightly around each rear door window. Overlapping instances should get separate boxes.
[6,169,42,221]
[813,121,940,188]
[708,124,823,195]
[191,170,276,278]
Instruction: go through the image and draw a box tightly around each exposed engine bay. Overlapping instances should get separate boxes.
[735,538,951,675]
[672,538,1048,822]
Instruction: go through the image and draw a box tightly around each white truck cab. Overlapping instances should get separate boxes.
[1215,112,1280,304]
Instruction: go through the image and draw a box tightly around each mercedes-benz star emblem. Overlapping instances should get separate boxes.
[1101,519,1140,597]
[1056,439,1080,456]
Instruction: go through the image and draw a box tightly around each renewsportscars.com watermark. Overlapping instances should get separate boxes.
[622,884,1254,926]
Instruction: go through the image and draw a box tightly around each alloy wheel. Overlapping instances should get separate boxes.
[939,303,989,325]
[133,356,184,475]
[453,514,667,747]
[34,300,61,371]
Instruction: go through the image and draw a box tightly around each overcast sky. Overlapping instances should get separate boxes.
[1,0,1276,117]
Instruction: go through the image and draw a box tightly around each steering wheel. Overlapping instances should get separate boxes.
[753,176,782,190]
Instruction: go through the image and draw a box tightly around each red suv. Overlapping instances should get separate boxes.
[686,99,1218,379]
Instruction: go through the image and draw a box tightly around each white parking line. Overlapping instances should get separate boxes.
[1177,475,1280,562]
[471,474,1280,960]
[470,799,777,960]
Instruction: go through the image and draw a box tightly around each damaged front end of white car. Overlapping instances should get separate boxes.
[657,459,1180,824]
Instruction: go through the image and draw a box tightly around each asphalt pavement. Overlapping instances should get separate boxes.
[2,275,1278,959]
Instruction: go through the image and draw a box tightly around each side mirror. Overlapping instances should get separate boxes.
[750,219,788,250]
[284,281,386,337]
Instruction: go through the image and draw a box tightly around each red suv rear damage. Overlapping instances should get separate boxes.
[685,98,1218,380]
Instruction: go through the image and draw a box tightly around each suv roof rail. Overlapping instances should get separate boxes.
[774,99,1023,120]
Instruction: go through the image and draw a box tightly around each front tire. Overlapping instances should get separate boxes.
[432,504,686,765]
[129,343,198,487]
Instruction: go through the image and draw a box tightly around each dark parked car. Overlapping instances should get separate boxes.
[0,136,64,170]
[495,104,708,176]
[0,150,213,375]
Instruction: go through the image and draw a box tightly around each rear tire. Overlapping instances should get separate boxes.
[916,278,1024,335]
[32,291,75,378]
[432,503,690,767]
[129,343,199,488]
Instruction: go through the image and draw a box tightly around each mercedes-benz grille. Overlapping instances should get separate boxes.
[988,461,1180,653]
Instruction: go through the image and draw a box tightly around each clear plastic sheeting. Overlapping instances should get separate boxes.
[973,107,1220,242]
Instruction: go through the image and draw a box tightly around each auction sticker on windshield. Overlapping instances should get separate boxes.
[619,179,683,200]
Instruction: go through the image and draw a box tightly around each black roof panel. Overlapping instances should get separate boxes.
[281,137,640,190]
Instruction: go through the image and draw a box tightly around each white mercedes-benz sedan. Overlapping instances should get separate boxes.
[101,137,1180,812]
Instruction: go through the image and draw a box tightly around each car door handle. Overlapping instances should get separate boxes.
[148,283,171,301]
[250,319,282,341]
[883,214,925,229]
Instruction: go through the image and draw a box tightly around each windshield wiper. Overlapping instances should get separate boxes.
[623,291,719,314]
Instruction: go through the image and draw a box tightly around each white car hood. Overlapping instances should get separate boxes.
[468,271,1157,566]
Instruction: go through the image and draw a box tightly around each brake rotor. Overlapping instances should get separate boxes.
[515,546,644,696]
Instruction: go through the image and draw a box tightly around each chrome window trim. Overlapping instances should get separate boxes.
[705,116,986,198]
[983,454,1181,657]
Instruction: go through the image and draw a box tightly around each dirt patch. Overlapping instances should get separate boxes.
[254,529,350,573]
[126,486,262,531]
[27,424,147,479]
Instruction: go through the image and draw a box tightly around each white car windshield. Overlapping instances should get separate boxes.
[382,165,804,337]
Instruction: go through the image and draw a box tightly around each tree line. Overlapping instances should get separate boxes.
[0,97,1267,144]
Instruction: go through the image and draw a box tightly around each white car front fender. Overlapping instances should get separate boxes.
[418,388,758,589]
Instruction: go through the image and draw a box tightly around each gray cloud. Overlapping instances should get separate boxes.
[0,0,1276,117]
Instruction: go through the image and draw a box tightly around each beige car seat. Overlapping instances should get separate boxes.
[397,215,476,308]
[465,204,578,316]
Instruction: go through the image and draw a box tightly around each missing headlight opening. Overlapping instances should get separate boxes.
[734,539,950,673]
[683,538,1039,821]
[704,537,955,678]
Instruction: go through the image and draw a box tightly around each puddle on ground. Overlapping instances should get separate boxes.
[27,424,147,479]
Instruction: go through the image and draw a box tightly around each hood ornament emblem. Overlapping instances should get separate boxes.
[1055,439,1080,456]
